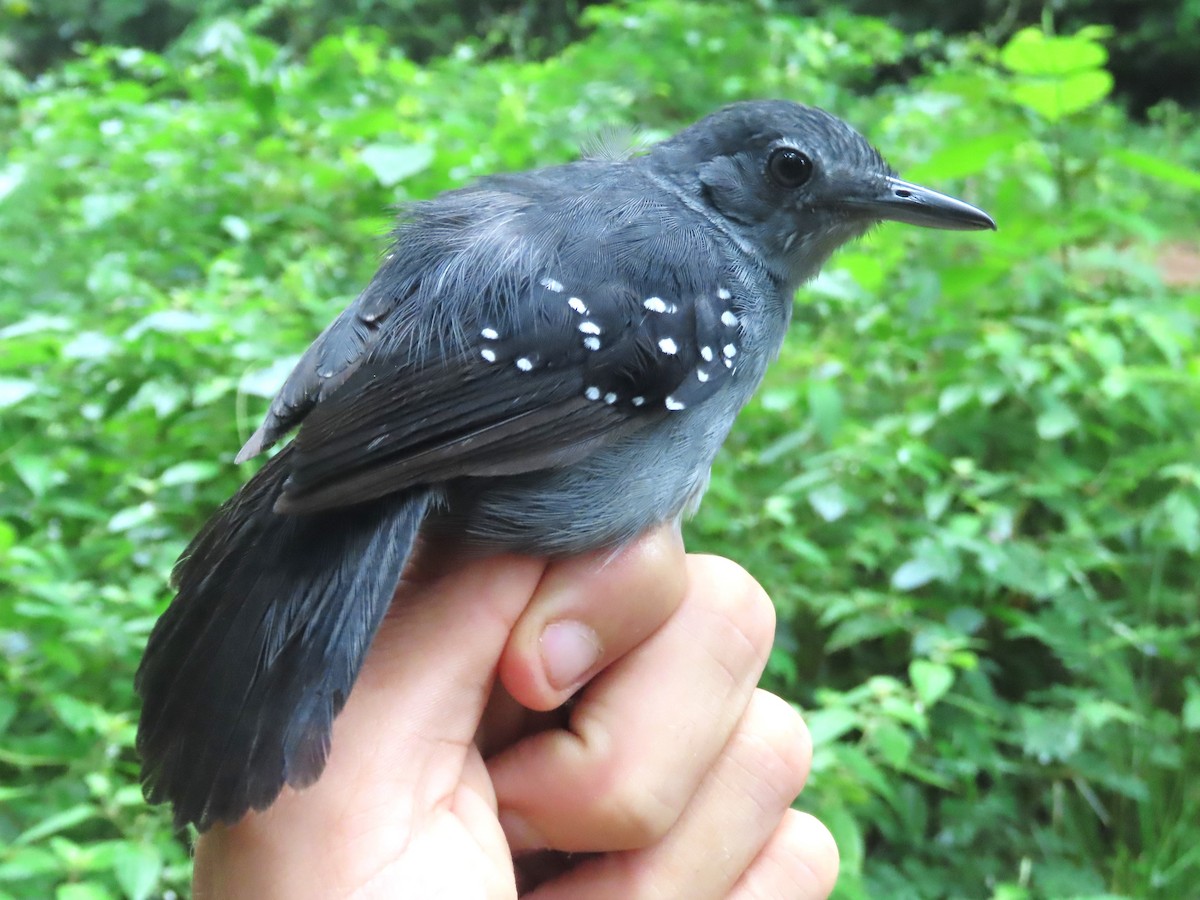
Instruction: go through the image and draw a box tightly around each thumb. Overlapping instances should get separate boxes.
[338,553,550,763]
[248,552,548,816]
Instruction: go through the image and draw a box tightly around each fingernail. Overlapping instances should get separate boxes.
[540,620,602,691]
[499,811,544,852]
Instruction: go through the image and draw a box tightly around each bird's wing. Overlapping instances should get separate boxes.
[236,182,748,514]
[278,270,746,513]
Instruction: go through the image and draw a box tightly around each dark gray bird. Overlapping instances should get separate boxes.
[136,99,994,830]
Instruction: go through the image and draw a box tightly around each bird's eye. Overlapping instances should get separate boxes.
[767,147,814,189]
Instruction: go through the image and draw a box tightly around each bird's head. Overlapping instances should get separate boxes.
[649,100,995,288]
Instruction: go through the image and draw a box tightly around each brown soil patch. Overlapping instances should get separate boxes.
[1158,243,1200,287]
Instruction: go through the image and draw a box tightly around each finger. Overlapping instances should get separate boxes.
[524,691,812,900]
[229,554,547,829]
[348,552,547,754]
[728,810,840,900]
[497,524,687,712]
[491,554,776,853]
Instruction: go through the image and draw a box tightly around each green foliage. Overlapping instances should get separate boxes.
[1,3,1198,898]
[799,0,1200,112]
[0,0,590,74]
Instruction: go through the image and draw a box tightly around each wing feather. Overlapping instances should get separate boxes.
[239,165,749,514]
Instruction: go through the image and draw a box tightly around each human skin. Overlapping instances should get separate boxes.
[192,527,838,899]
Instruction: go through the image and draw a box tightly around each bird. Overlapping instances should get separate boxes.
[135,99,995,831]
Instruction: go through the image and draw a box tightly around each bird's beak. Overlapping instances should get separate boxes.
[846,175,996,231]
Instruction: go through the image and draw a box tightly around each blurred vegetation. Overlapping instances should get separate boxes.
[1,1,1199,898]
[3,0,1199,111]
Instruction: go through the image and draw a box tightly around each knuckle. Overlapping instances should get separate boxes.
[584,742,681,847]
[601,780,679,847]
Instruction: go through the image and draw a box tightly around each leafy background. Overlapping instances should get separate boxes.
[1,1,1198,897]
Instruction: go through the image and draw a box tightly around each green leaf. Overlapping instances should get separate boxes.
[62,332,117,361]
[806,707,860,744]
[891,558,938,591]
[11,453,69,497]
[872,721,914,768]
[812,800,866,879]
[221,214,251,242]
[906,130,1023,181]
[107,502,157,533]
[909,660,955,707]
[1113,149,1200,193]
[1019,708,1081,763]
[807,484,848,522]
[1036,401,1080,440]
[1010,71,1113,121]
[15,804,98,845]
[56,884,113,900]
[1184,679,1200,732]
[359,143,435,187]
[239,355,300,399]
[51,695,99,733]
[992,885,1032,900]
[1163,492,1200,553]
[807,380,843,443]
[766,646,799,684]
[0,314,71,339]
[0,846,59,881]
[923,488,951,522]
[112,843,162,900]
[1000,28,1108,76]
[80,192,133,228]
[0,162,26,203]
[124,310,211,339]
[938,383,974,415]
[159,460,222,487]
[0,377,36,408]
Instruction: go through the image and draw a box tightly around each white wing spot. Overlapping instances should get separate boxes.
[516,357,533,371]
[632,396,645,406]
[585,386,601,401]
[541,277,564,293]
[481,327,499,340]
[723,343,737,358]
[697,369,710,382]
[568,297,588,314]
[643,297,667,313]
[480,348,497,363]
[700,346,714,362]
[721,310,738,327]
[658,337,678,355]
[665,396,686,410]
[717,287,732,300]
[578,321,602,335]
[583,336,601,351]
[604,392,617,405]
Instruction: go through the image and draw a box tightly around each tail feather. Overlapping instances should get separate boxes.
[136,444,432,829]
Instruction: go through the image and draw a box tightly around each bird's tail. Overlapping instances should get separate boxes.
[135,443,432,830]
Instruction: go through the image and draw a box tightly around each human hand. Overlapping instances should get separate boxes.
[192,528,838,898]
